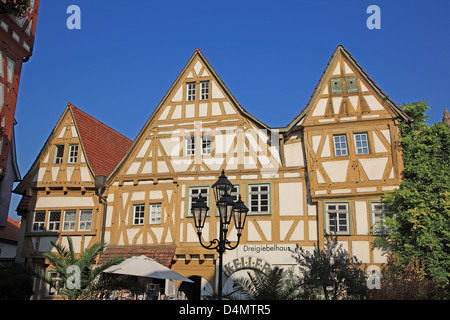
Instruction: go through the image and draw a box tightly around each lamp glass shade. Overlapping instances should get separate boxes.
[94,175,107,196]
[191,195,209,233]
[212,170,234,202]
[217,192,234,230]
[233,195,249,232]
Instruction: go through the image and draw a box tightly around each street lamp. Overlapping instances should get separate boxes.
[190,170,249,300]
[94,175,107,245]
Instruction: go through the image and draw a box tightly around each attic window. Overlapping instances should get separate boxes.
[345,76,358,93]
[186,82,196,101]
[330,78,343,94]
[54,145,65,164]
[68,144,79,164]
[200,81,209,100]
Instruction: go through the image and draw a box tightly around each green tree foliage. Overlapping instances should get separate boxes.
[292,238,366,300]
[375,101,450,286]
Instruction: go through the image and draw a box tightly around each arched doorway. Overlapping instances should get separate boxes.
[177,276,213,300]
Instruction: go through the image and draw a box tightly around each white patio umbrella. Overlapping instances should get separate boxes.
[103,255,194,283]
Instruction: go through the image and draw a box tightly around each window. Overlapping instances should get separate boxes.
[188,186,210,217]
[63,210,76,231]
[200,81,209,100]
[6,57,14,84]
[32,211,45,232]
[48,211,61,231]
[133,204,145,225]
[54,145,65,164]
[326,203,350,234]
[149,203,162,225]
[0,83,5,112]
[68,144,79,164]
[0,50,3,78]
[248,184,270,214]
[201,136,212,155]
[230,185,240,202]
[185,136,196,156]
[345,76,358,93]
[186,82,196,101]
[354,133,369,154]
[79,210,93,231]
[333,134,348,156]
[330,78,343,94]
[371,202,392,235]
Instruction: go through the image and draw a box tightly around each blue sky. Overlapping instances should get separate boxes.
[9,0,450,219]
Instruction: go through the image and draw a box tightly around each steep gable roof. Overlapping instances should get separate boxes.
[283,45,410,132]
[69,104,133,177]
[108,48,271,180]
[14,104,132,194]
[0,216,20,243]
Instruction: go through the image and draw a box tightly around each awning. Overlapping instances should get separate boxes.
[103,255,193,283]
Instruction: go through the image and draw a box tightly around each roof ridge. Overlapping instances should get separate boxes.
[68,103,133,177]
[68,103,132,142]
[285,45,410,130]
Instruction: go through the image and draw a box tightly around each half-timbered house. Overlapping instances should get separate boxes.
[14,45,409,299]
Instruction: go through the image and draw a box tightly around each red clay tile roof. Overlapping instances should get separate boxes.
[98,245,177,268]
[0,217,20,243]
[69,104,133,177]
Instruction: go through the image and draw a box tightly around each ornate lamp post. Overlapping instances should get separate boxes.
[190,170,249,300]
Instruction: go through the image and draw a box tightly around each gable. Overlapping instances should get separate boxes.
[14,104,133,194]
[287,45,410,130]
[29,109,93,187]
[112,49,281,180]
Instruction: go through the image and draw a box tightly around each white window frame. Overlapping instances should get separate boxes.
[185,136,196,156]
[32,211,46,232]
[48,211,61,232]
[200,81,209,100]
[54,145,65,164]
[78,210,93,231]
[333,134,348,157]
[149,203,162,225]
[188,186,210,217]
[201,136,212,155]
[133,204,145,225]
[354,132,369,155]
[186,82,196,101]
[325,203,350,235]
[62,210,76,231]
[68,144,79,164]
[248,183,270,215]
